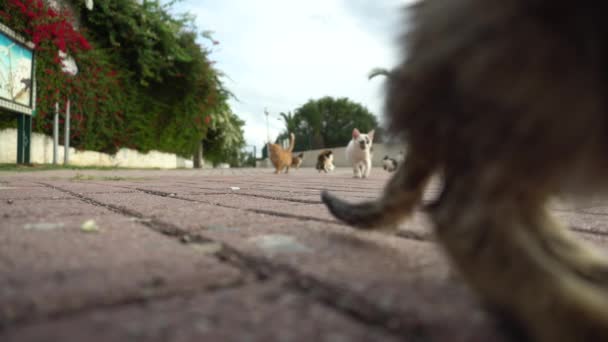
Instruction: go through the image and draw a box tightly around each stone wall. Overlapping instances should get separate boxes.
[0,129,196,168]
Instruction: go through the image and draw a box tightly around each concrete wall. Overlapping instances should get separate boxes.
[292,143,406,168]
[0,129,195,169]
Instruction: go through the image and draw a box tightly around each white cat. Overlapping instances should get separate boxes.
[346,128,374,178]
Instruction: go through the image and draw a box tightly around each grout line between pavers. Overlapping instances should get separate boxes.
[75,180,328,205]
[246,208,338,224]
[38,182,193,237]
[132,187,342,224]
[4,196,74,201]
[132,184,327,205]
[213,243,441,341]
[219,192,323,204]
[129,187,441,242]
[570,226,608,237]
[41,180,343,227]
[173,179,389,192]
[0,277,248,331]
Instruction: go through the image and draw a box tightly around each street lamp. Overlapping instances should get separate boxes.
[264,107,270,144]
[277,116,286,148]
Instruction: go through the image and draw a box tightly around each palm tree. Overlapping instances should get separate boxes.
[279,111,298,133]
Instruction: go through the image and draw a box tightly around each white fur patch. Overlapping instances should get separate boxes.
[346,129,374,178]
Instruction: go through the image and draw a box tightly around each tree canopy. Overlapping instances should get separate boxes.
[276,96,378,151]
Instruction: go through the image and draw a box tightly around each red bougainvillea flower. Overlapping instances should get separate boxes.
[9,0,91,52]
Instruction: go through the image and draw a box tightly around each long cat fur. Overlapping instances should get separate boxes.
[316,150,335,173]
[268,133,295,174]
[322,1,608,341]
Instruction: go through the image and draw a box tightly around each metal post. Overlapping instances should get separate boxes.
[17,114,31,164]
[264,108,270,144]
[63,99,70,165]
[53,102,58,164]
[24,114,31,163]
[17,114,23,164]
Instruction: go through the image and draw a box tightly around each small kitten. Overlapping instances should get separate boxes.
[382,155,398,172]
[322,1,608,340]
[316,150,334,173]
[267,133,295,174]
[291,152,304,169]
[346,128,374,178]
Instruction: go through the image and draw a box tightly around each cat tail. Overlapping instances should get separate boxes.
[287,133,295,152]
[368,68,391,80]
[321,153,434,228]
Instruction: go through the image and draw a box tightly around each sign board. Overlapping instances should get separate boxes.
[0,21,35,115]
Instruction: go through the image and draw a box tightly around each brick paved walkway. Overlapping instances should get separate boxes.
[1,167,607,341]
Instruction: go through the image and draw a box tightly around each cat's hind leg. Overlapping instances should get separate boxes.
[431,178,608,342]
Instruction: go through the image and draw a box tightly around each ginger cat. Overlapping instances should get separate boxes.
[322,1,608,341]
[268,133,295,174]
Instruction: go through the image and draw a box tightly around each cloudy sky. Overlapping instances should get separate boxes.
[171,0,414,155]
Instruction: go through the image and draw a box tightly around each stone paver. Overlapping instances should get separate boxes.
[0,213,241,326]
[2,281,400,342]
[1,167,607,341]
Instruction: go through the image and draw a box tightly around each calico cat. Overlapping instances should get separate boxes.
[322,1,608,340]
[346,128,374,178]
[267,133,295,174]
[382,155,398,172]
[291,152,304,169]
[316,150,334,173]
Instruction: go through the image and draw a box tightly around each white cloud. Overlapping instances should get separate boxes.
[171,0,412,155]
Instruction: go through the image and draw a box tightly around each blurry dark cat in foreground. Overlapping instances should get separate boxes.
[322,1,608,341]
